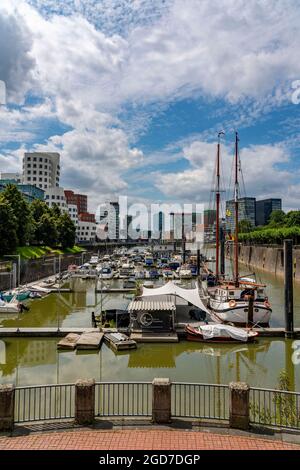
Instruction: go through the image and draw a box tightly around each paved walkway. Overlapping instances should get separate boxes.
[0,429,299,450]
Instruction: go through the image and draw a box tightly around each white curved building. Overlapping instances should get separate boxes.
[23,152,60,190]
[45,187,68,213]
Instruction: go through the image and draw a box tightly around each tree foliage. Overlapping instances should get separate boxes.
[0,197,18,257]
[0,186,76,255]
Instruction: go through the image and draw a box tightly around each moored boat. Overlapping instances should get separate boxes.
[185,323,258,343]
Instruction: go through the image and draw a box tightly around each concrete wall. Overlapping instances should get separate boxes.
[228,245,300,281]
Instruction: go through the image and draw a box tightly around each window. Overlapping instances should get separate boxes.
[45,195,49,199]
[33,177,36,181]
[33,157,36,161]
[39,158,42,162]
[52,195,55,200]
[27,156,31,161]
[33,163,36,168]
[28,177,31,181]
[39,164,43,169]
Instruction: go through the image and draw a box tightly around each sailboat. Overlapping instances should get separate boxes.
[207,132,272,327]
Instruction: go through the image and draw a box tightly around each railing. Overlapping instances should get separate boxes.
[11,381,300,431]
[250,387,300,430]
[172,383,229,421]
[14,384,75,423]
[95,382,152,417]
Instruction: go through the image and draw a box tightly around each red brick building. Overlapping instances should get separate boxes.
[64,190,87,214]
[78,212,96,223]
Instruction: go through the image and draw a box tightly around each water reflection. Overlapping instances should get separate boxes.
[0,337,298,391]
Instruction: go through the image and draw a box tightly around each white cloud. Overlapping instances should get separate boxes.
[156,139,298,209]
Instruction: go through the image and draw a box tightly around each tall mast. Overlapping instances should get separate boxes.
[234,131,239,287]
[215,132,223,279]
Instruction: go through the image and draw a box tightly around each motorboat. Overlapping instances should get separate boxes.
[134,268,145,280]
[185,323,258,343]
[98,266,114,280]
[178,266,193,279]
[89,255,99,265]
[162,268,175,279]
[0,298,21,313]
[1,289,31,302]
[119,263,134,278]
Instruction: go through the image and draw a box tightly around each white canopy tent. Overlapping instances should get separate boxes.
[141,281,210,314]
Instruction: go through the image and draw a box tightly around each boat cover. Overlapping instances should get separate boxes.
[199,324,249,341]
[141,281,209,313]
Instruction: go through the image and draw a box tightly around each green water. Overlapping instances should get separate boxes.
[0,262,300,390]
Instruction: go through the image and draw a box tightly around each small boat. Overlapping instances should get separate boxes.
[98,266,114,279]
[143,281,154,288]
[185,323,258,343]
[1,289,31,302]
[134,269,145,280]
[89,255,99,265]
[162,268,174,279]
[178,266,193,279]
[0,298,21,313]
[119,263,134,278]
[144,256,154,267]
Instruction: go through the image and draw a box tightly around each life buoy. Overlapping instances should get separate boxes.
[229,300,236,308]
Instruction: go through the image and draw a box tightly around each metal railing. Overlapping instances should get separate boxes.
[14,384,75,423]
[172,383,229,421]
[95,382,152,417]
[250,387,300,430]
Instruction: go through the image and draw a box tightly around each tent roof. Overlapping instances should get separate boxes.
[141,281,209,313]
[128,299,175,312]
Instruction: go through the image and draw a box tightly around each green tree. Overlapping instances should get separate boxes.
[37,213,58,245]
[238,219,253,233]
[285,210,300,227]
[0,198,18,256]
[57,212,76,249]
[1,184,31,245]
[50,203,61,219]
[268,209,286,227]
[30,200,51,244]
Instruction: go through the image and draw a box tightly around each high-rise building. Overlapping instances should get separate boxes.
[226,197,256,233]
[256,198,282,226]
[64,190,87,214]
[23,152,60,190]
[204,209,216,242]
[98,201,120,240]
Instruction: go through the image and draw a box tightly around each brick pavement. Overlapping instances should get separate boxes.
[0,429,299,450]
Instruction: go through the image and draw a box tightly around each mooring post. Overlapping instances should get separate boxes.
[284,239,294,338]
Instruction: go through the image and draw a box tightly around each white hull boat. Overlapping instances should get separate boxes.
[0,299,20,313]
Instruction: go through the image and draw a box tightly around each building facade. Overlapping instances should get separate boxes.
[226,197,256,233]
[0,180,44,203]
[0,172,23,183]
[255,198,282,226]
[44,187,68,212]
[67,204,78,226]
[23,152,60,190]
[76,221,97,242]
[64,190,87,215]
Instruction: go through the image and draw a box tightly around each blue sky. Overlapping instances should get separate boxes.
[1,0,300,211]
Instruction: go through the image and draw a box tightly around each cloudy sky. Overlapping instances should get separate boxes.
[0,0,300,212]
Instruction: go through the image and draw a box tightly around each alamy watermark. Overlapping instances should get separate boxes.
[292,340,300,365]
[291,80,300,104]
[0,80,6,105]
[95,196,205,245]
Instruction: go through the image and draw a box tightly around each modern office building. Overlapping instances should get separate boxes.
[67,204,78,226]
[23,152,60,190]
[204,209,217,243]
[64,190,88,214]
[76,221,97,242]
[98,201,120,240]
[0,172,23,183]
[78,212,96,223]
[0,179,44,203]
[44,187,68,212]
[256,198,282,226]
[226,197,256,233]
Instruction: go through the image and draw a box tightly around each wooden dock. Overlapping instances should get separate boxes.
[96,288,134,293]
[104,332,137,352]
[0,327,99,337]
[76,331,104,350]
[130,331,179,343]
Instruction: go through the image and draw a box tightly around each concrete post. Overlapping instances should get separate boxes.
[229,382,250,430]
[284,239,294,338]
[0,384,15,431]
[75,379,95,425]
[152,378,171,424]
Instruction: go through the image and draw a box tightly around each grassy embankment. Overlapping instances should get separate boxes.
[15,245,85,260]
